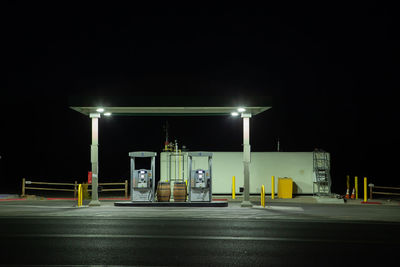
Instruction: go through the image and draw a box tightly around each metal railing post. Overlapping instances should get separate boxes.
[22,178,26,197]
[125,180,128,199]
[74,181,78,199]
[369,184,373,200]
[271,176,275,200]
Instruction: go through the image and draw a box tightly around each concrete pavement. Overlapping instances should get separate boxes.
[0,197,400,222]
[1,210,399,266]
[1,195,399,266]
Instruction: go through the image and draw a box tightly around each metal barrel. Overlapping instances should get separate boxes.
[173,182,187,202]
[157,182,171,202]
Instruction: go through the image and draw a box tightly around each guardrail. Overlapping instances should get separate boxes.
[88,181,129,199]
[369,184,400,199]
[22,178,78,198]
[22,178,129,199]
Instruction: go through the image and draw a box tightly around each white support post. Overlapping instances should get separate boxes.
[89,113,101,206]
[241,113,252,207]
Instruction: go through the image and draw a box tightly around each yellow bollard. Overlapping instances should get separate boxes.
[80,184,83,207]
[80,184,83,206]
[261,185,265,208]
[355,176,358,200]
[364,177,367,202]
[346,175,350,191]
[232,176,236,199]
[78,184,83,207]
[271,176,275,200]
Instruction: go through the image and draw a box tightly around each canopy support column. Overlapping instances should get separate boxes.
[89,113,101,206]
[241,113,252,207]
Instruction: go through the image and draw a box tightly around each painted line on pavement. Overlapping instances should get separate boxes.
[267,206,304,211]
[0,205,74,209]
[1,233,395,245]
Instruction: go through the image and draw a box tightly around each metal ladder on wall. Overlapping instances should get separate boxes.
[313,149,331,196]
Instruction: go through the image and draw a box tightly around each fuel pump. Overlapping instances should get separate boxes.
[129,151,157,202]
[188,152,212,202]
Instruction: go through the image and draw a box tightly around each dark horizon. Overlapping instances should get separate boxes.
[1,2,398,194]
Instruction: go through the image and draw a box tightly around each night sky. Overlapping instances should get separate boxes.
[1,2,398,194]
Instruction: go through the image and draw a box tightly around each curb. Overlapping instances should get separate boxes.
[361,201,382,205]
[0,198,27,202]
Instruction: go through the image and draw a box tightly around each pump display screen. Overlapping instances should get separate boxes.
[198,174,203,178]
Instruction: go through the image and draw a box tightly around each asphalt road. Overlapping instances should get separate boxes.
[1,216,399,266]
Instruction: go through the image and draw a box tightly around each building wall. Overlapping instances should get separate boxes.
[160,152,316,194]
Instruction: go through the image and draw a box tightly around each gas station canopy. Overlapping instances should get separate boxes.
[69,95,272,116]
[70,106,270,116]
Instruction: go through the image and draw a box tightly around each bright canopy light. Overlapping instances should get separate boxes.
[96,108,105,113]
[237,107,246,112]
[231,112,239,116]
[104,112,112,116]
